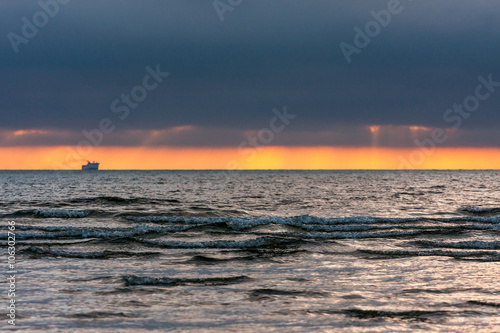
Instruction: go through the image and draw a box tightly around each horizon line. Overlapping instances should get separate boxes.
[1,169,499,171]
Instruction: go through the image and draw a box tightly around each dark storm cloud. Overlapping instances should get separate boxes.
[0,0,499,147]
[3,125,500,148]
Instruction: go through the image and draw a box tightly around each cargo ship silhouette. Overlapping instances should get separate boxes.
[81,161,99,170]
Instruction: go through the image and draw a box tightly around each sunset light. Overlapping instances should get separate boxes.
[2,1,499,331]
[1,146,500,170]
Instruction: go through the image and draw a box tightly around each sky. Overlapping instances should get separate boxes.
[1,0,500,169]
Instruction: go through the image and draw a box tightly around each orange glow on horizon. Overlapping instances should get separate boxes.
[13,129,50,136]
[0,146,500,170]
[409,126,432,132]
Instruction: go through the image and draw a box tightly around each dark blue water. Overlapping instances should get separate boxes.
[1,171,499,331]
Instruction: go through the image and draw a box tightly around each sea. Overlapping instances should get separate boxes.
[1,170,499,332]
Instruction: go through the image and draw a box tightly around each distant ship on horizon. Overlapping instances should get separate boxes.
[82,161,100,171]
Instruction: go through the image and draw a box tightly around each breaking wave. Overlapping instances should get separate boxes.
[64,311,136,319]
[415,240,500,250]
[122,275,251,286]
[358,249,500,260]
[458,207,500,216]
[138,236,302,249]
[21,247,161,259]
[3,209,92,218]
[186,254,275,265]
[64,196,180,205]
[127,215,500,226]
[9,196,181,208]
[14,225,190,240]
[249,288,329,301]
[336,308,450,321]
[467,300,500,308]
[34,209,92,218]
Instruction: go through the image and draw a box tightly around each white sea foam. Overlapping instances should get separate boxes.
[122,275,250,286]
[34,209,91,218]
[15,225,189,240]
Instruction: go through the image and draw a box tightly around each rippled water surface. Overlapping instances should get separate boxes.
[1,170,499,332]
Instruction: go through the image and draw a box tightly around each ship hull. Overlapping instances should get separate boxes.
[82,162,100,170]
[81,166,99,170]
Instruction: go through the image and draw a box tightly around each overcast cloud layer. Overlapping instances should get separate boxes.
[1,0,499,147]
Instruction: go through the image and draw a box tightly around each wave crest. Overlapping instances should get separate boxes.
[458,207,500,216]
[122,275,251,286]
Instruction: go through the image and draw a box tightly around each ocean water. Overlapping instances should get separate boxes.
[1,170,499,332]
